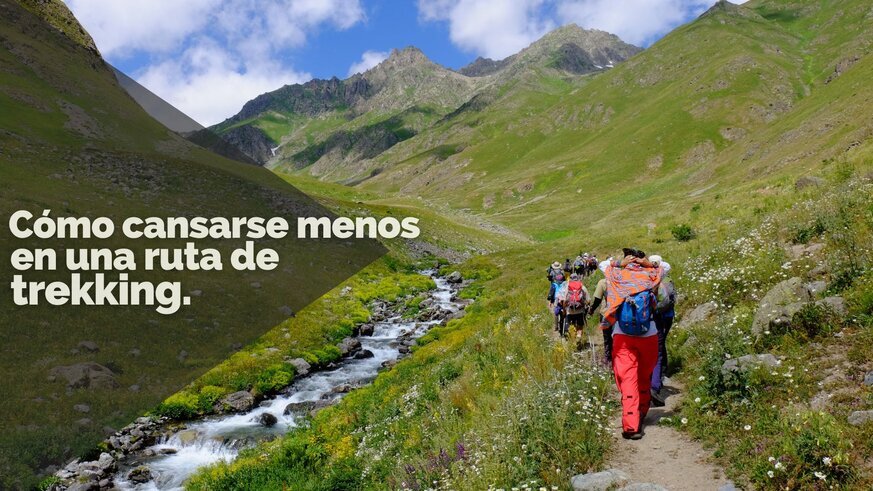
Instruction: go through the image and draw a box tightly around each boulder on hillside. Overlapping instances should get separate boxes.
[337,337,362,356]
[805,280,827,296]
[795,176,825,190]
[571,469,630,491]
[816,296,847,316]
[864,371,873,387]
[216,390,255,413]
[286,357,311,376]
[446,271,463,284]
[678,301,718,328]
[360,324,375,336]
[77,340,99,353]
[787,242,825,260]
[49,362,119,390]
[847,410,873,426]
[751,277,813,336]
[721,353,779,375]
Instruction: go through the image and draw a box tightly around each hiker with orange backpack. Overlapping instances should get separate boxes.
[599,248,663,440]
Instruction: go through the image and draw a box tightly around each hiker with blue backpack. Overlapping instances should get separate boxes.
[547,265,566,332]
[599,248,664,440]
[648,255,675,407]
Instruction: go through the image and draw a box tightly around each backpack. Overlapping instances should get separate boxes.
[573,258,585,272]
[619,290,656,335]
[655,278,676,315]
[566,280,587,311]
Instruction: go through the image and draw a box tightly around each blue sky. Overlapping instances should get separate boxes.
[64,0,742,126]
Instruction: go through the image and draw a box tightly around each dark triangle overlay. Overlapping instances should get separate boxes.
[0,2,385,487]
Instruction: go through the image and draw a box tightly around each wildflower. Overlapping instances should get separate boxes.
[744,425,751,431]
[767,471,774,478]
[814,471,826,481]
[822,457,832,466]
[774,462,784,470]
[698,375,706,381]
[694,397,701,403]
[768,456,776,462]
[681,417,688,425]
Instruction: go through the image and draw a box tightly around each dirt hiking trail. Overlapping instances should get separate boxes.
[607,378,732,490]
[560,323,734,490]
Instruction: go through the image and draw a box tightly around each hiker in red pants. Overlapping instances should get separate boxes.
[599,249,663,439]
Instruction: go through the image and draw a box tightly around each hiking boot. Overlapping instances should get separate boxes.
[621,431,644,440]
[650,390,666,407]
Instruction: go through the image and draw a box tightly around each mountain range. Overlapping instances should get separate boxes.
[212,24,641,169]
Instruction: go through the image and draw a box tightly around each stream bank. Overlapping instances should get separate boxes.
[53,271,469,491]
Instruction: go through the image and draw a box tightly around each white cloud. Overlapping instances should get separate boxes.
[418,0,555,59]
[347,50,390,76]
[138,40,311,126]
[64,0,365,125]
[419,0,724,56]
[555,0,712,46]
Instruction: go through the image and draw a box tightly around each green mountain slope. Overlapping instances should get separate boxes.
[212,25,640,169]
[345,0,872,239]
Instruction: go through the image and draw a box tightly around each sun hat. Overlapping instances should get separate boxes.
[552,261,561,269]
[649,254,663,265]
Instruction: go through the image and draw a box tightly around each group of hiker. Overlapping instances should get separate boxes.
[546,248,676,440]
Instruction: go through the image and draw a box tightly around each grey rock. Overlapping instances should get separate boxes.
[618,484,668,491]
[98,478,110,488]
[49,363,119,390]
[66,482,98,491]
[127,466,152,484]
[257,413,278,427]
[847,410,873,426]
[76,418,92,426]
[287,357,311,376]
[722,354,779,374]
[805,280,827,296]
[353,349,375,359]
[446,271,463,284]
[74,404,91,413]
[217,390,256,412]
[337,337,362,356]
[176,429,199,445]
[284,401,316,414]
[678,301,718,328]
[752,277,813,336]
[795,176,825,190]
[816,296,847,316]
[718,482,739,491]
[189,289,203,297]
[571,469,631,490]
[864,371,873,387]
[77,340,99,353]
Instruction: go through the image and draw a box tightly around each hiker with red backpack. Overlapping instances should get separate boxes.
[555,273,589,341]
[599,248,663,440]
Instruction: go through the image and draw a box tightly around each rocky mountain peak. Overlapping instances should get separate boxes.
[384,46,433,67]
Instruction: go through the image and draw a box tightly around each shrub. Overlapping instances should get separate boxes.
[254,364,295,395]
[671,223,696,242]
[155,392,201,420]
